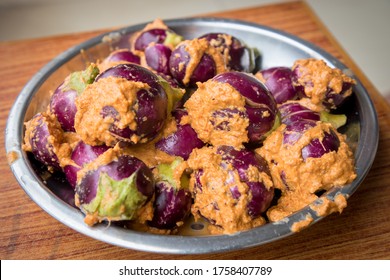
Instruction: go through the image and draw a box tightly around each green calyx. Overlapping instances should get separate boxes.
[320,111,347,129]
[247,47,261,73]
[82,172,147,221]
[157,157,189,190]
[157,75,185,114]
[66,64,100,95]
[164,31,184,48]
[262,111,281,141]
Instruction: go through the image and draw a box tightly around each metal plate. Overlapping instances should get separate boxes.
[5,17,378,254]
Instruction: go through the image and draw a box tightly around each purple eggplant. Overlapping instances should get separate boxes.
[24,112,63,170]
[155,109,204,160]
[279,101,320,125]
[188,146,274,233]
[258,66,298,104]
[75,154,154,225]
[104,49,141,64]
[259,119,356,221]
[279,101,347,128]
[183,72,279,147]
[149,181,192,229]
[75,63,168,146]
[199,32,256,72]
[282,119,340,160]
[291,58,355,110]
[212,71,279,143]
[149,158,192,229]
[133,21,183,51]
[301,129,340,160]
[99,49,141,72]
[144,43,172,75]
[50,64,99,132]
[50,86,77,132]
[217,146,274,217]
[63,141,109,189]
[169,38,226,87]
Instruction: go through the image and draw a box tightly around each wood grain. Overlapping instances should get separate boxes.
[1,1,390,260]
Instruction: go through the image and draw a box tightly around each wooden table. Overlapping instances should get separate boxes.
[1,1,389,260]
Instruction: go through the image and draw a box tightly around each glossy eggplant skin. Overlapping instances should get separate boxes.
[24,112,63,170]
[155,109,204,160]
[104,49,141,65]
[50,84,78,132]
[144,44,172,75]
[169,40,219,87]
[259,66,299,104]
[149,181,192,229]
[278,101,320,125]
[134,28,183,51]
[63,141,109,189]
[134,28,168,51]
[282,119,340,160]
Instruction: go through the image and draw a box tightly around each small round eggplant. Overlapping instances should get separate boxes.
[104,49,141,64]
[75,63,168,146]
[279,101,320,125]
[50,64,99,132]
[50,86,77,132]
[149,158,192,229]
[63,141,109,189]
[169,38,226,87]
[282,119,340,160]
[291,58,355,110]
[144,43,172,75]
[199,32,257,72]
[187,146,274,233]
[133,22,183,51]
[259,119,356,221]
[279,101,347,129]
[155,109,204,160]
[24,112,63,170]
[183,78,249,148]
[99,49,141,72]
[97,64,168,142]
[217,145,275,217]
[212,71,279,143]
[149,181,192,229]
[75,154,154,225]
[258,66,299,104]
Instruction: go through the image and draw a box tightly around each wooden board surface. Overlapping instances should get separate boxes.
[1,1,390,259]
